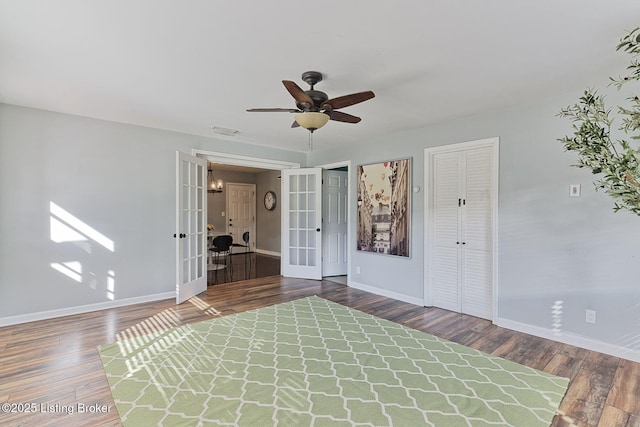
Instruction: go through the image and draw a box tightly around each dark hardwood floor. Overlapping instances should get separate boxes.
[207,252,280,285]
[1,275,639,426]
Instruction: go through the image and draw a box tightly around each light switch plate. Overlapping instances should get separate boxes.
[570,184,581,197]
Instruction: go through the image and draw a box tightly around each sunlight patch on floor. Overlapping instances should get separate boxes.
[188,296,221,316]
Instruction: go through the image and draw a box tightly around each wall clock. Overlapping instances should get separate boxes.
[264,190,277,211]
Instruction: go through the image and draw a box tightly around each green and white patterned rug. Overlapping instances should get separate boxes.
[98,296,569,426]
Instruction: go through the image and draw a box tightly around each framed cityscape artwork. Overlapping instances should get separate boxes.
[356,158,411,257]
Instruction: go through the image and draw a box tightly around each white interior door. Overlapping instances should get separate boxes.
[281,168,322,280]
[227,183,255,251]
[176,151,207,304]
[425,139,497,321]
[322,169,348,276]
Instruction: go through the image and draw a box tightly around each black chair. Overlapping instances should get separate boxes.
[231,231,251,279]
[209,235,233,283]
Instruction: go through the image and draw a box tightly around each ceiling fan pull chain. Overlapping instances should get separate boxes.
[308,131,313,151]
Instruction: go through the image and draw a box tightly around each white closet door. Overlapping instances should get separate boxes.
[432,152,462,312]
[461,147,494,319]
[426,139,497,321]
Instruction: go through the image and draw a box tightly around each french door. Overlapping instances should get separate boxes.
[175,151,207,304]
[281,168,322,280]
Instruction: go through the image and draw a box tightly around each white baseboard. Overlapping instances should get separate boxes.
[343,281,640,363]
[255,249,281,257]
[0,292,175,327]
[348,280,425,306]
[496,317,640,363]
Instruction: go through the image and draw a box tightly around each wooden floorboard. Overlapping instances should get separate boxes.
[1,274,638,426]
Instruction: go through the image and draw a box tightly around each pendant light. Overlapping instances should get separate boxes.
[207,164,223,193]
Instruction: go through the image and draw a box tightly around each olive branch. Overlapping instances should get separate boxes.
[558,27,640,215]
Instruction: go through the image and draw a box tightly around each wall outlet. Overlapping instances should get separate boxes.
[355,266,361,275]
[221,211,225,217]
[585,309,596,324]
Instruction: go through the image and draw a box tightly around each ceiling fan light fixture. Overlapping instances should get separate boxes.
[294,112,329,132]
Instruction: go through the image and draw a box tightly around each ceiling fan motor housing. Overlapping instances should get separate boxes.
[297,90,329,111]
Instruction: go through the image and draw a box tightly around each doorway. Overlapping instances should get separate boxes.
[322,167,348,278]
[191,150,352,284]
[193,149,300,284]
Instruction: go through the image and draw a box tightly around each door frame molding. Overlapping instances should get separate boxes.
[423,137,499,321]
[191,149,301,170]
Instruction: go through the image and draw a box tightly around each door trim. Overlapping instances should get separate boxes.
[191,149,301,170]
[423,137,499,321]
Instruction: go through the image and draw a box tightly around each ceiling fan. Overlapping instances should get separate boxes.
[246,71,375,132]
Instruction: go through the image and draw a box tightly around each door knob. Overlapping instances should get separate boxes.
[316,228,321,232]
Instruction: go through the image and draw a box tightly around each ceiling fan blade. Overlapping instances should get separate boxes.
[282,80,314,107]
[291,120,300,128]
[324,91,375,110]
[246,108,300,113]
[329,110,361,124]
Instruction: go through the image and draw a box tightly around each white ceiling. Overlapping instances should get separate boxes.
[1,1,639,153]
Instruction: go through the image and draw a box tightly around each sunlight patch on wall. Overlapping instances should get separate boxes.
[50,216,88,245]
[49,201,114,252]
[551,300,564,336]
[616,302,640,351]
[107,270,115,300]
[49,201,116,300]
[50,261,82,283]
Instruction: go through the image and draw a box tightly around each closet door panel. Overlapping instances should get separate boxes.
[461,146,494,319]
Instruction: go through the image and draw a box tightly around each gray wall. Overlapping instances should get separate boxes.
[0,104,305,320]
[309,85,640,353]
[256,170,281,253]
[3,86,640,355]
